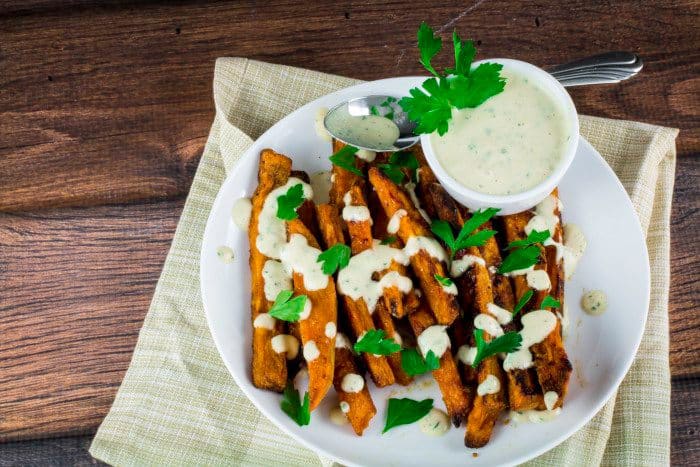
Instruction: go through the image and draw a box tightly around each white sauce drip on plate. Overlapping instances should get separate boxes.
[216,245,235,264]
[581,289,608,315]
[510,408,561,424]
[231,197,252,230]
[314,107,332,142]
[419,408,450,437]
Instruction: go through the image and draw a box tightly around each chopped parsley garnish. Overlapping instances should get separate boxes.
[507,229,551,249]
[433,273,453,287]
[401,348,440,376]
[329,145,362,176]
[276,184,305,220]
[317,243,351,275]
[541,295,561,309]
[380,236,397,245]
[280,383,310,426]
[498,230,549,274]
[268,290,307,322]
[353,329,401,355]
[513,289,533,316]
[471,329,522,368]
[383,397,433,433]
[378,151,419,184]
[430,208,499,259]
[399,23,506,135]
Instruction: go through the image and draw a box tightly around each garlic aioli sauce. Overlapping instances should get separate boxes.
[337,241,412,313]
[216,245,235,263]
[450,254,485,278]
[271,334,299,359]
[477,374,501,396]
[325,108,400,150]
[341,373,365,393]
[430,68,572,195]
[419,408,450,436]
[581,290,608,315]
[510,408,561,424]
[417,325,451,358]
[503,309,557,371]
[231,197,252,230]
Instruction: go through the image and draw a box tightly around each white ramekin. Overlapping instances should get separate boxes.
[420,58,579,216]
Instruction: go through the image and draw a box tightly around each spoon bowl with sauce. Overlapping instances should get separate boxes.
[324,95,418,152]
[421,58,580,215]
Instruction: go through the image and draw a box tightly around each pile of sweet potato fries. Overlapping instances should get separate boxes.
[248,138,571,448]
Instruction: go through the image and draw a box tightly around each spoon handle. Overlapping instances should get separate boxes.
[548,52,643,87]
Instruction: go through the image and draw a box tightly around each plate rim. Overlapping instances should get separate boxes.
[200,77,651,467]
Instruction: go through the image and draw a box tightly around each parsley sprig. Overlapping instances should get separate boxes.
[317,243,351,275]
[354,329,401,355]
[541,295,561,309]
[471,329,522,368]
[383,397,433,433]
[380,236,397,245]
[276,184,305,220]
[268,290,307,322]
[329,145,362,176]
[280,383,310,426]
[399,23,506,135]
[433,273,453,287]
[430,208,499,259]
[378,151,419,185]
[401,348,440,376]
[498,230,549,274]
[513,290,534,316]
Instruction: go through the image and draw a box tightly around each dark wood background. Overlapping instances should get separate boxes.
[0,0,698,464]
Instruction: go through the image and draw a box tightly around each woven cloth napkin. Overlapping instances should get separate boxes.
[90,58,678,466]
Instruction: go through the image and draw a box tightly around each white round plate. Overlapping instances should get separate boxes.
[201,78,650,467]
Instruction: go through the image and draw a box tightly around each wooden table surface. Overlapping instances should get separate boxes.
[1,0,698,464]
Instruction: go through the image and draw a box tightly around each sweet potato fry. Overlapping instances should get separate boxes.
[368,167,459,326]
[286,218,337,410]
[249,149,291,392]
[408,302,470,427]
[333,342,377,435]
[329,139,366,207]
[314,203,396,387]
[530,190,572,407]
[368,187,414,318]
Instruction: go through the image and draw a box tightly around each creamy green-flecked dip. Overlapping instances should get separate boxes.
[430,67,572,195]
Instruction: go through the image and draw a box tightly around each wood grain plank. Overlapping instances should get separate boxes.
[669,155,700,378]
[0,0,698,211]
[0,200,182,441]
[671,377,700,466]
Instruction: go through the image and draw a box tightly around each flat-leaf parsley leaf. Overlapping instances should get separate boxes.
[268,290,307,322]
[383,397,433,433]
[401,348,440,376]
[471,329,522,368]
[276,184,305,220]
[317,243,351,275]
[354,329,401,356]
[280,383,310,426]
[329,145,362,176]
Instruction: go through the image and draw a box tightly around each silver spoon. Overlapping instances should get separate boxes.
[324,51,643,152]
